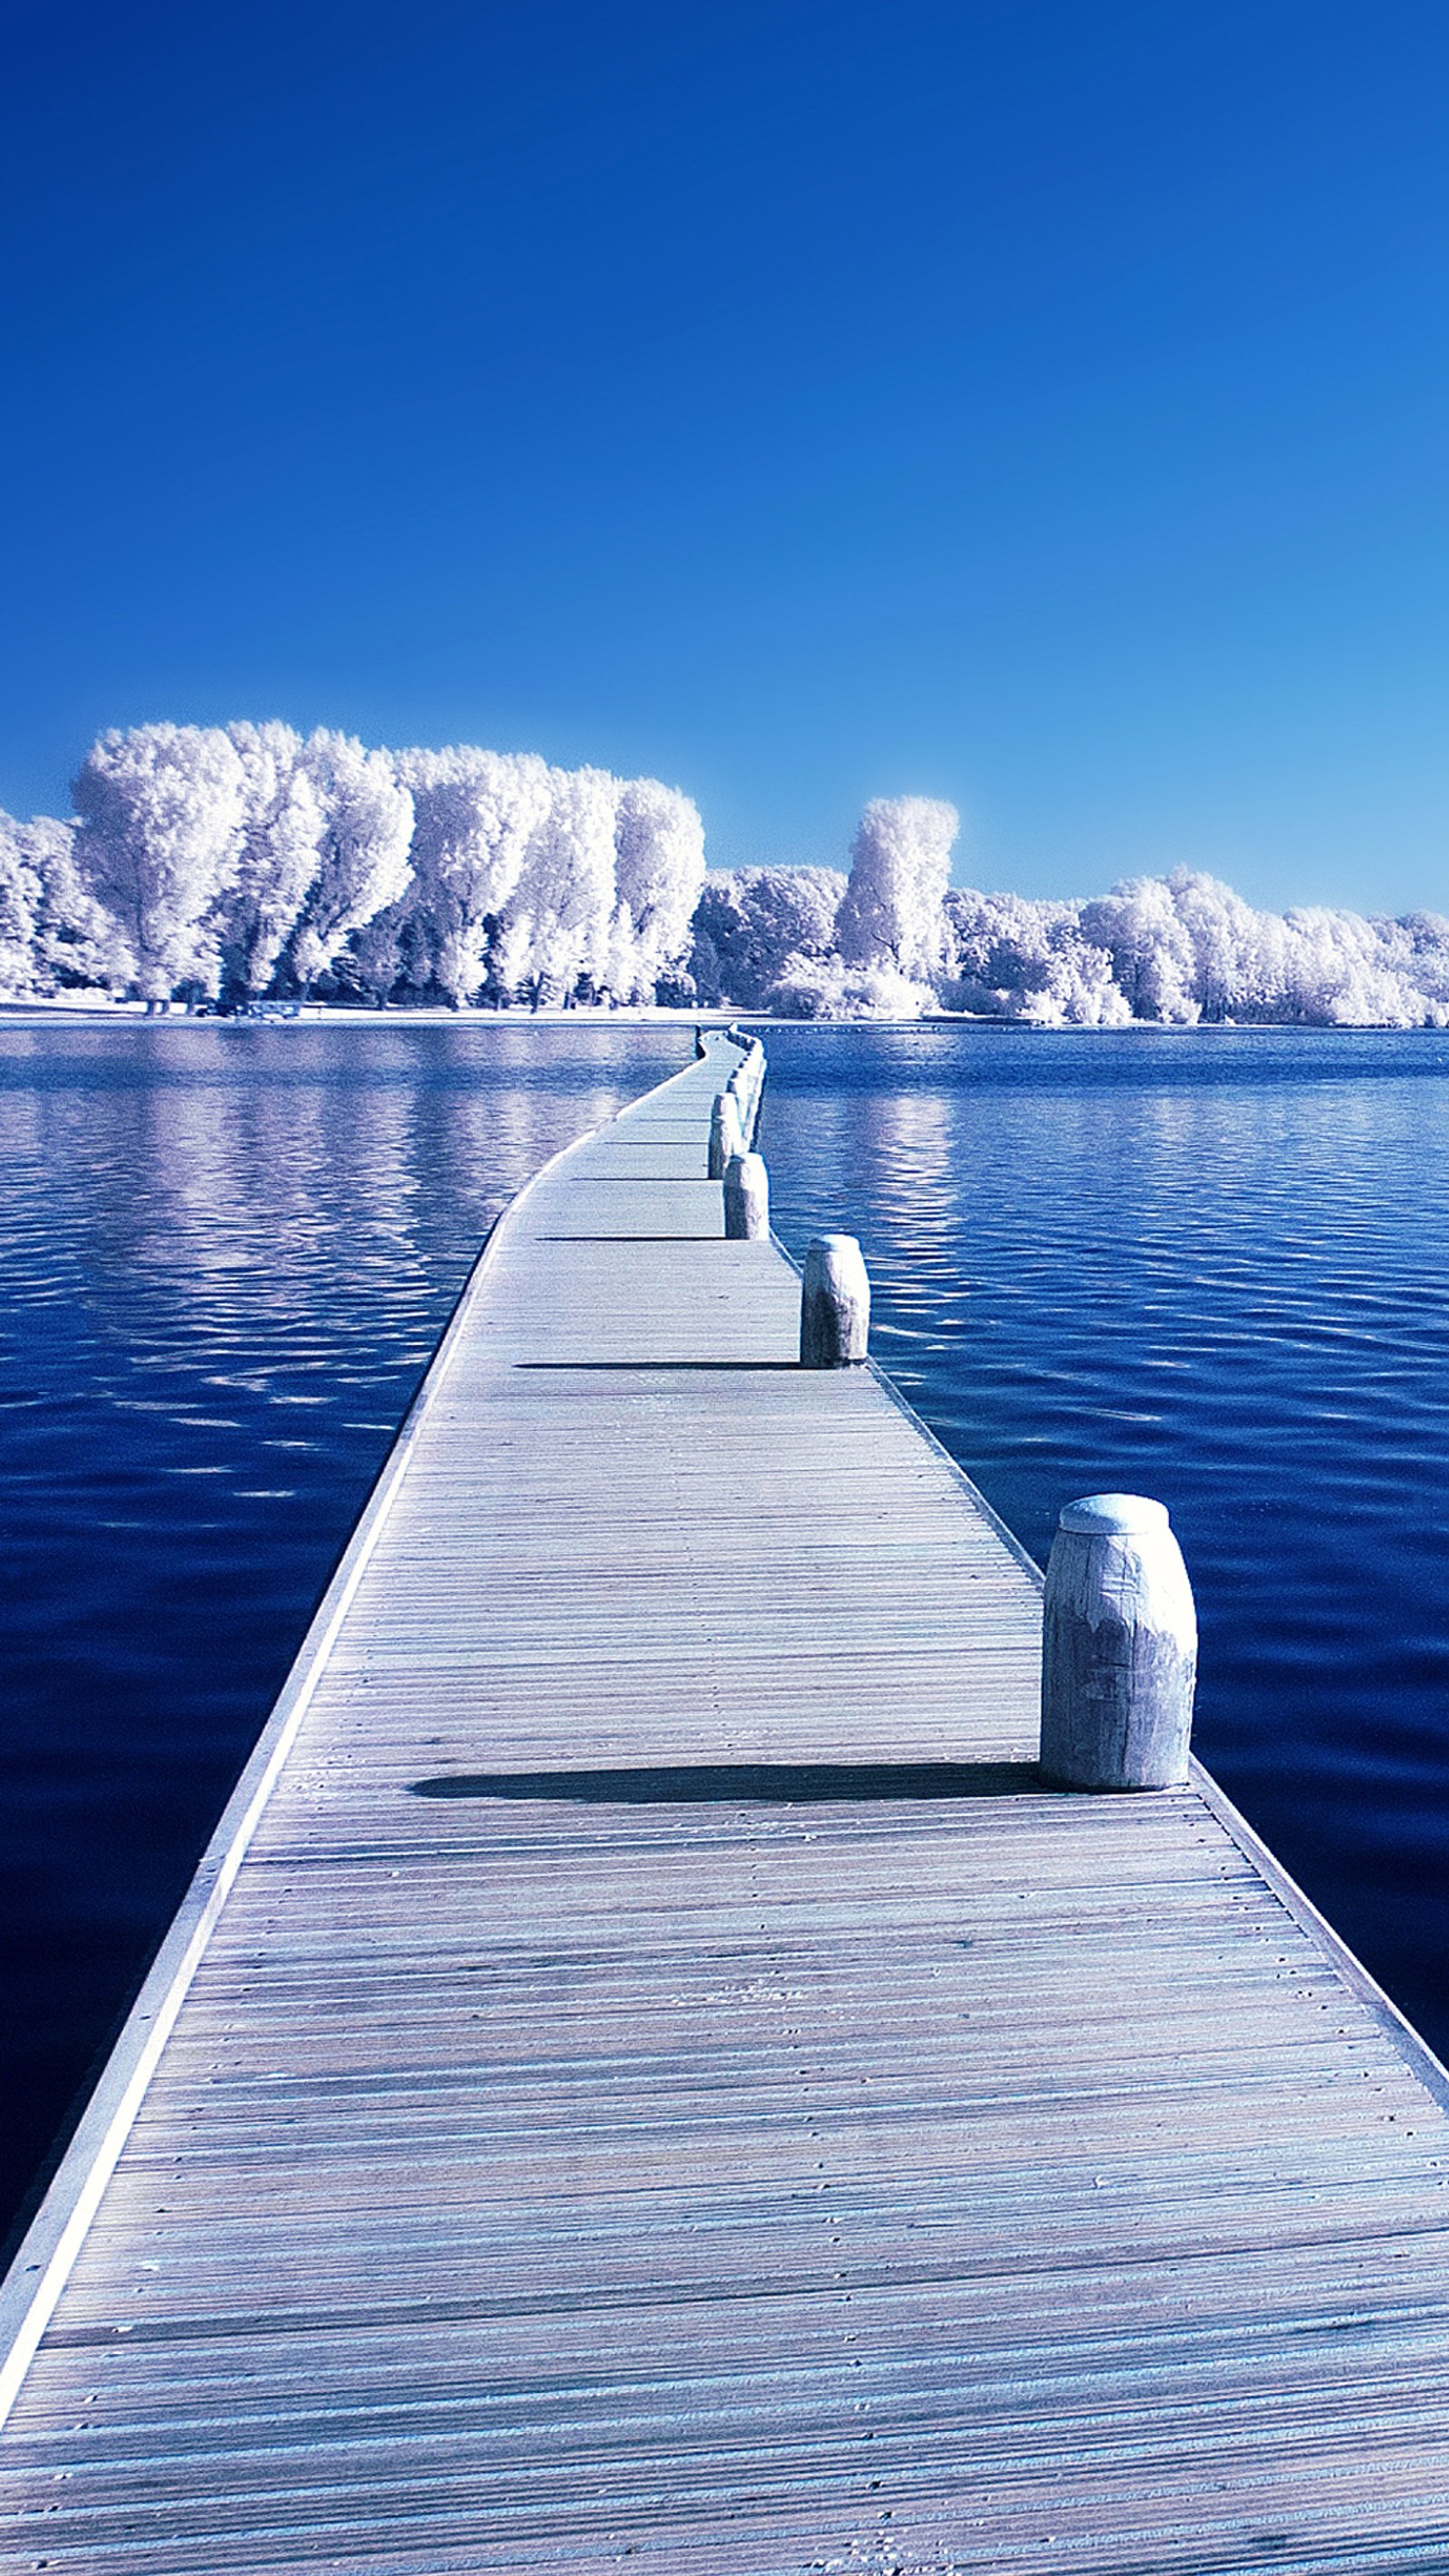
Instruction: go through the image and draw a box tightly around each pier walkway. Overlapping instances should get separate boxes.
[6,1034,1449,2571]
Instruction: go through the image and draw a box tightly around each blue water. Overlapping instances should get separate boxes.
[5,1018,1449,2247]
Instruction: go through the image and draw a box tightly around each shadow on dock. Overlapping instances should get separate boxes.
[408,1759,1043,1802]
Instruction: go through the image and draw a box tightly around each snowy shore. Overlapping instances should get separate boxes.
[0,995,1427,1037]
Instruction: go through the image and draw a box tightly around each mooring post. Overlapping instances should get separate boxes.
[800,1234,870,1365]
[1039,1494,1197,1790]
[708,1091,744,1179]
[724,1150,770,1240]
[740,1040,765,1123]
[724,1068,754,1149]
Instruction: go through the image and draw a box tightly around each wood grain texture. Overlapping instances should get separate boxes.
[5,1032,1449,2574]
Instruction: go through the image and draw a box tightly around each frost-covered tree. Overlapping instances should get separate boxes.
[944,889,1130,1024]
[1080,876,1202,1024]
[217,723,326,1003]
[391,745,553,1006]
[1155,870,1271,1020]
[72,724,247,1002]
[18,816,124,993]
[1278,905,1419,1026]
[1014,930,1131,1026]
[1374,911,1449,1021]
[0,820,37,994]
[836,796,957,982]
[285,733,414,995]
[501,765,618,1006]
[341,894,430,1008]
[609,781,706,1002]
[765,953,942,1019]
[689,867,846,1008]
[934,869,1449,1029]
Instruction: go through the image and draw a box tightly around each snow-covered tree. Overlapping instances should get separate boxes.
[19,816,124,993]
[72,724,247,1002]
[690,867,846,1008]
[836,796,957,982]
[935,869,1449,1029]
[944,889,1131,1024]
[1155,870,1268,1020]
[217,723,326,1003]
[393,745,552,1005]
[1279,905,1420,1026]
[765,953,939,1018]
[0,819,37,994]
[340,895,423,1008]
[1375,911,1449,1022]
[609,780,706,1001]
[501,765,618,1006]
[1080,876,1202,1024]
[285,733,414,995]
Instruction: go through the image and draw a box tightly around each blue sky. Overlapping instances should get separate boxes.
[3,0,1448,908]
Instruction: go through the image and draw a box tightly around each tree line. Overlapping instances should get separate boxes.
[0,724,706,1012]
[2,726,1447,1026]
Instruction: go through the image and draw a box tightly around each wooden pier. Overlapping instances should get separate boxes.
[6,1032,1449,2572]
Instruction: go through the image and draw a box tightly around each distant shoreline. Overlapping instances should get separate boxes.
[0,996,1435,1035]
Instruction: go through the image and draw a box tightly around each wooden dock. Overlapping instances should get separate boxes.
[6,1031,1449,2572]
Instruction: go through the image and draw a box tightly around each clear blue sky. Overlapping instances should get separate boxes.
[3,0,1448,908]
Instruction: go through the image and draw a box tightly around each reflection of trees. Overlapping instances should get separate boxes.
[14,1021,690,1431]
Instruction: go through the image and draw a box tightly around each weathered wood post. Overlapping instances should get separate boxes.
[708,1091,744,1179]
[800,1235,870,1365]
[724,1151,770,1240]
[1040,1494,1196,1790]
[725,1066,759,1150]
[741,1039,765,1132]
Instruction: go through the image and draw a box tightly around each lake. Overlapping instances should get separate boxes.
[4,1015,1449,2247]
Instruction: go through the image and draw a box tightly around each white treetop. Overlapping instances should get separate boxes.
[836,795,958,981]
[72,724,247,1000]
